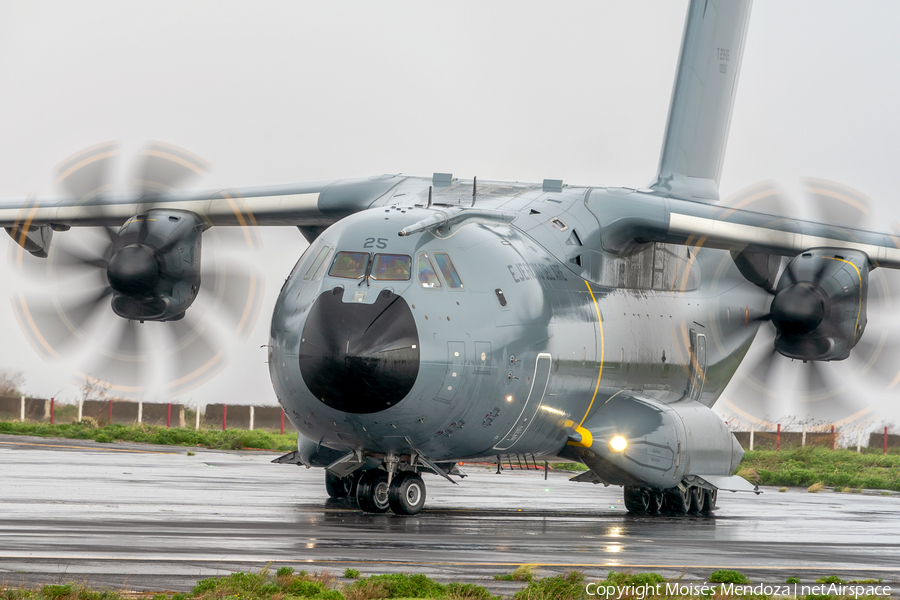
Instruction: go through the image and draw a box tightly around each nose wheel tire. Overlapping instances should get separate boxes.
[356,470,391,513]
[701,488,717,514]
[388,471,427,515]
[325,471,350,499]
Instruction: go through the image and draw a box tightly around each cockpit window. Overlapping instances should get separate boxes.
[311,247,334,281]
[328,251,369,279]
[303,245,333,281]
[371,254,411,280]
[416,253,442,289]
[434,252,463,289]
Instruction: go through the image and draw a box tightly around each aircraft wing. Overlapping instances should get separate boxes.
[0,175,405,229]
[592,190,900,270]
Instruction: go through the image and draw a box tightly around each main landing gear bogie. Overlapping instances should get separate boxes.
[624,484,716,516]
[327,469,427,515]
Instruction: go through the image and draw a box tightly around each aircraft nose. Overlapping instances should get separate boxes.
[299,288,420,414]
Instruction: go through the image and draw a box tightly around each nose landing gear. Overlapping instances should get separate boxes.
[339,469,426,515]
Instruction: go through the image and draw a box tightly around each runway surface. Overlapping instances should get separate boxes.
[1,433,899,592]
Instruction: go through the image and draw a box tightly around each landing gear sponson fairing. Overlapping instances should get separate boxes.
[3,0,899,515]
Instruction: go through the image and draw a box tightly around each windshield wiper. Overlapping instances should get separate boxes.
[359,255,373,287]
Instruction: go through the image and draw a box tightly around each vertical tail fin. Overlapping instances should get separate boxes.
[650,0,753,202]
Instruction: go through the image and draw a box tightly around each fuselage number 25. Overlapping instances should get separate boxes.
[363,237,388,249]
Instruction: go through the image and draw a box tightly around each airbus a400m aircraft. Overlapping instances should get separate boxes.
[3,0,899,516]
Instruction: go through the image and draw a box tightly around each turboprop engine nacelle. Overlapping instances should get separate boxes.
[108,209,204,321]
[770,248,869,361]
[563,393,745,489]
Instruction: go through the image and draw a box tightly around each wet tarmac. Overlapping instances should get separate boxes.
[1,433,898,592]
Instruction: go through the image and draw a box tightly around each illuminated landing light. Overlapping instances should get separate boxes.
[609,436,628,452]
[506,395,513,402]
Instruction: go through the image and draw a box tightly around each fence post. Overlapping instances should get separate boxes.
[222,405,227,431]
[830,425,835,450]
[137,402,142,424]
[280,410,285,435]
[249,406,255,431]
[857,426,862,453]
[166,403,171,429]
[108,399,113,424]
[776,424,781,451]
[77,400,83,422]
[802,424,806,447]
[195,408,200,430]
[20,395,25,422]
[179,406,185,428]
[50,397,54,425]
[885,427,889,456]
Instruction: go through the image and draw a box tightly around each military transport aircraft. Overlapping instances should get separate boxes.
[3,0,899,516]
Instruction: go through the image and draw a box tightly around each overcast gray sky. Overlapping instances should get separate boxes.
[1,2,899,426]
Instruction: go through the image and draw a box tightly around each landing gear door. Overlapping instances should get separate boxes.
[493,353,552,451]
[685,329,707,403]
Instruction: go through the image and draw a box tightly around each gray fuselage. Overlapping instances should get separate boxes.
[269,178,768,463]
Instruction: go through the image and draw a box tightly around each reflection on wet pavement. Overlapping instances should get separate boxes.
[0,434,897,590]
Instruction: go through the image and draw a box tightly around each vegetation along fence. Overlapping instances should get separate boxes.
[0,396,296,433]
[733,424,898,455]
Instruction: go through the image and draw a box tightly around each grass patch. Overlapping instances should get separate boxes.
[514,571,584,600]
[343,569,361,580]
[807,482,825,493]
[709,569,750,584]
[0,421,296,452]
[738,447,900,491]
[513,570,665,600]
[8,568,895,600]
[343,572,498,599]
[552,462,588,472]
[813,575,846,585]
[493,565,535,582]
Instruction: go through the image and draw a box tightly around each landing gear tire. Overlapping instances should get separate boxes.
[388,471,427,515]
[623,486,650,514]
[689,486,706,514]
[664,486,691,515]
[356,470,390,513]
[325,471,351,499]
[701,488,717,514]
[648,490,664,514]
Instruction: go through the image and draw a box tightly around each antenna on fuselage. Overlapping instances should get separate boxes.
[472,176,477,207]
[427,185,432,208]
